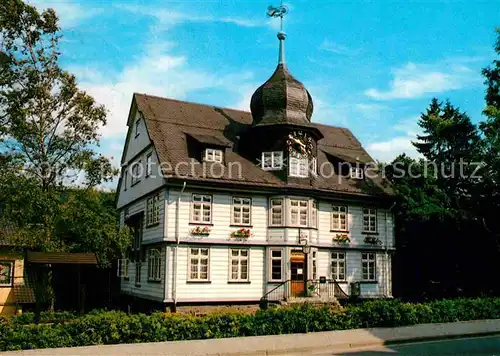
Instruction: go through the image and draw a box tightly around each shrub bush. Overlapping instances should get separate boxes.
[2,297,500,351]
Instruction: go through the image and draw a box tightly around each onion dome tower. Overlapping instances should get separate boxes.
[250,30,314,126]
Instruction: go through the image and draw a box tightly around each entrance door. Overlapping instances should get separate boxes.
[290,251,305,296]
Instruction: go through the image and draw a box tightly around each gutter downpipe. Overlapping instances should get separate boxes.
[172,181,187,312]
[385,202,397,297]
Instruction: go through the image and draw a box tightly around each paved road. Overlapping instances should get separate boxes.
[305,335,500,355]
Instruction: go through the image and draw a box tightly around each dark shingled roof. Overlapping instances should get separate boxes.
[134,93,393,199]
[27,252,98,265]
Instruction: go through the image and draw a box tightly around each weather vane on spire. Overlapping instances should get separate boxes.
[266,2,288,32]
[267,2,289,64]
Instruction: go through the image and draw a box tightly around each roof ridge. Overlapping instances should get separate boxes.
[135,92,358,132]
[134,93,251,115]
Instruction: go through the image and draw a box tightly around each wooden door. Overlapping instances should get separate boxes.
[290,251,305,296]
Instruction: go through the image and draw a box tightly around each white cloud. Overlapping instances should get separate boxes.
[366,117,422,162]
[120,5,265,30]
[27,0,101,28]
[319,40,360,56]
[72,41,254,137]
[365,61,481,100]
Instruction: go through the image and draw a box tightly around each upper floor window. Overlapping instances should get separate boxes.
[362,253,376,281]
[0,262,13,286]
[146,193,161,226]
[363,208,377,233]
[229,249,249,282]
[131,161,141,185]
[148,249,161,281]
[123,170,128,191]
[191,194,212,224]
[204,148,223,162]
[269,198,284,226]
[289,156,308,177]
[332,205,348,231]
[146,153,153,177]
[311,157,317,176]
[289,199,308,227]
[311,200,317,228]
[135,262,142,285]
[262,151,283,170]
[350,167,364,179]
[135,119,140,138]
[189,247,210,281]
[232,197,251,226]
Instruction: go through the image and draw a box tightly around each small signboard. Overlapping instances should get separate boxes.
[319,276,327,284]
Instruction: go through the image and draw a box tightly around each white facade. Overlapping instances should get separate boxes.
[117,104,395,307]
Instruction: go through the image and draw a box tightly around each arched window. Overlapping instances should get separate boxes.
[148,249,161,281]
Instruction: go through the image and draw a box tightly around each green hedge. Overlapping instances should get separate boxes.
[2,298,500,351]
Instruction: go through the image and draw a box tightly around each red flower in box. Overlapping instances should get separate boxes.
[230,228,252,238]
[333,233,350,244]
[190,226,211,236]
[364,235,382,245]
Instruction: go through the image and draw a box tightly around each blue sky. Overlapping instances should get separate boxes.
[30,0,499,165]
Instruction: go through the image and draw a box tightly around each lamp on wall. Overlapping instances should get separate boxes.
[300,238,311,254]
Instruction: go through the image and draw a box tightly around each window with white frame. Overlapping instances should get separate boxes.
[362,253,376,281]
[146,153,153,177]
[312,251,317,280]
[135,262,141,285]
[311,200,317,228]
[189,247,210,281]
[269,249,283,281]
[289,199,308,227]
[331,252,346,281]
[204,148,223,162]
[0,262,13,286]
[232,197,251,225]
[350,167,364,179]
[148,249,161,281]
[269,198,284,226]
[311,157,317,176]
[123,171,128,191]
[135,119,140,137]
[262,151,283,170]
[332,205,348,231]
[191,195,212,223]
[229,249,249,282]
[131,161,141,185]
[147,194,161,226]
[289,156,308,177]
[363,208,377,232]
[117,258,129,278]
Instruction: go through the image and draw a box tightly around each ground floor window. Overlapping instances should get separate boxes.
[269,249,283,282]
[362,253,376,281]
[189,247,210,281]
[229,249,249,282]
[148,249,161,281]
[331,252,346,281]
[135,262,142,285]
[0,262,13,286]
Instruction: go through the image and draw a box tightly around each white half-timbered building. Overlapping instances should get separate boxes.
[116,28,395,310]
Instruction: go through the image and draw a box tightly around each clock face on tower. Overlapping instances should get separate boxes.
[286,130,314,158]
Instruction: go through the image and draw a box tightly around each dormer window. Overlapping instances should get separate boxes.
[289,156,308,178]
[204,148,223,162]
[262,151,283,170]
[350,167,364,179]
[135,119,140,138]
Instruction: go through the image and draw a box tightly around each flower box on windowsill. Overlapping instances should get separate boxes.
[230,228,252,238]
[190,226,211,236]
[333,233,350,244]
[364,235,382,245]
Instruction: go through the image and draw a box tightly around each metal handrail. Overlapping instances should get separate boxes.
[260,279,291,303]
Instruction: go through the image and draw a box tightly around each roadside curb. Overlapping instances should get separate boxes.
[3,319,500,355]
